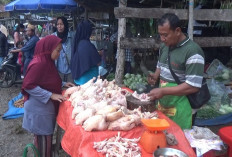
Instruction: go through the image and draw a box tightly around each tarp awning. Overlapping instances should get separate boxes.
[5,0,77,11]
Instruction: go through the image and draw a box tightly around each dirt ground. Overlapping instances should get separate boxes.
[0,84,32,157]
[0,84,231,157]
[0,84,69,157]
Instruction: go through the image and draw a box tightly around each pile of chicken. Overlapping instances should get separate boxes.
[93,132,141,157]
[65,77,158,132]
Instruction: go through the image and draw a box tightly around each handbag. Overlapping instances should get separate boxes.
[167,50,211,109]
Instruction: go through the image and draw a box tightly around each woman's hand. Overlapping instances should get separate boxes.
[10,49,20,53]
[51,93,66,102]
[64,82,75,88]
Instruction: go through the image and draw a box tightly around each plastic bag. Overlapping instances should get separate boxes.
[197,79,232,119]
[208,79,231,111]
[207,79,230,110]
[206,59,232,84]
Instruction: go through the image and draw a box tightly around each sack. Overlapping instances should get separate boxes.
[187,78,211,109]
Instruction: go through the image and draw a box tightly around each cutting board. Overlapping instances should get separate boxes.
[126,95,157,112]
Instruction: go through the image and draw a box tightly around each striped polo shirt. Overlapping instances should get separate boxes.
[157,37,205,88]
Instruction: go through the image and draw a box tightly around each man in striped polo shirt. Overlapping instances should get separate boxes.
[148,13,205,129]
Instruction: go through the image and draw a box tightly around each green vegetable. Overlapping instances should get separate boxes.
[106,73,115,81]
[197,106,222,119]
[123,73,149,91]
[125,73,131,79]
[219,105,232,114]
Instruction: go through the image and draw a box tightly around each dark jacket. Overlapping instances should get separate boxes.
[0,32,8,57]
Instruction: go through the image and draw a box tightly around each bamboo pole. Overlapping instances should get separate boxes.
[115,0,127,85]
[188,0,194,40]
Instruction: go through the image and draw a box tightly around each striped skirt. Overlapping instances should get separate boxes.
[34,134,53,157]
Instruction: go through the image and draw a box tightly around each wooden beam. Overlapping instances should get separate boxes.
[115,7,187,20]
[120,37,232,49]
[193,9,232,22]
[114,7,232,21]
[115,0,127,85]
[194,37,232,47]
[0,12,10,18]
[120,37,161,49]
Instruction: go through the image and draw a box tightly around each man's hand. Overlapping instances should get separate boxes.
[147,88,164,100]
[147,73,157,85]
[51,93,66,102]
[64,82,75,88]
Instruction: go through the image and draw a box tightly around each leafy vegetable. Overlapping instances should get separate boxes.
[123,73,148,91]
[197,106,223,119]
[106,73,115,81]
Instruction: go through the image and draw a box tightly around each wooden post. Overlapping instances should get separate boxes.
[188,0,194,40]
[115,0,127,85]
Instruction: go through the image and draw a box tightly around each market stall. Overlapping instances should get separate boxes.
[57,93,196,157]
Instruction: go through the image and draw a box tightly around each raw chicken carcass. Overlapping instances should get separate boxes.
[127,114,141,125]
[64,86,80,97]
[71,96,85,107]
[82,98,98,107]
[108,116,136,131]
[113,94,127,107]
[70,90,83,103]
[83,115,109,131]
[89,101,108,111]
[132,91,150,102]
[127,106,142,117]
[75,108,96,125]
[96,105,119,115]
[106,109,124,122]
[141,111,158,119]
[72,105,85,119]
[82,85,98,97]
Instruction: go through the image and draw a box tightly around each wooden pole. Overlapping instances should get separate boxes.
[188,0,194,40]
[115,0,127,85]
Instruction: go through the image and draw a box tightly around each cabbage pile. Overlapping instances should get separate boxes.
[123,73,148,91]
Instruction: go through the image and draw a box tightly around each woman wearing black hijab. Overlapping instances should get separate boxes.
[71,20,101,85]
[53,16,74,82]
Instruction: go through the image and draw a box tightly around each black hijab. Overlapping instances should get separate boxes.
[71,20,101,80]
[56,16,69,43]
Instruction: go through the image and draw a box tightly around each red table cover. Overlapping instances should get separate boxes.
[57,100,196,157]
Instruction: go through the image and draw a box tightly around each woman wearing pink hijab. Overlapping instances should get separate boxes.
[22,35,74,157]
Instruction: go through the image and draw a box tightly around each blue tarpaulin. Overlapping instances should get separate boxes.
[5,0,77,11]
[2,93,24,120]
[195,113,232,126]
[5,0,20,11]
